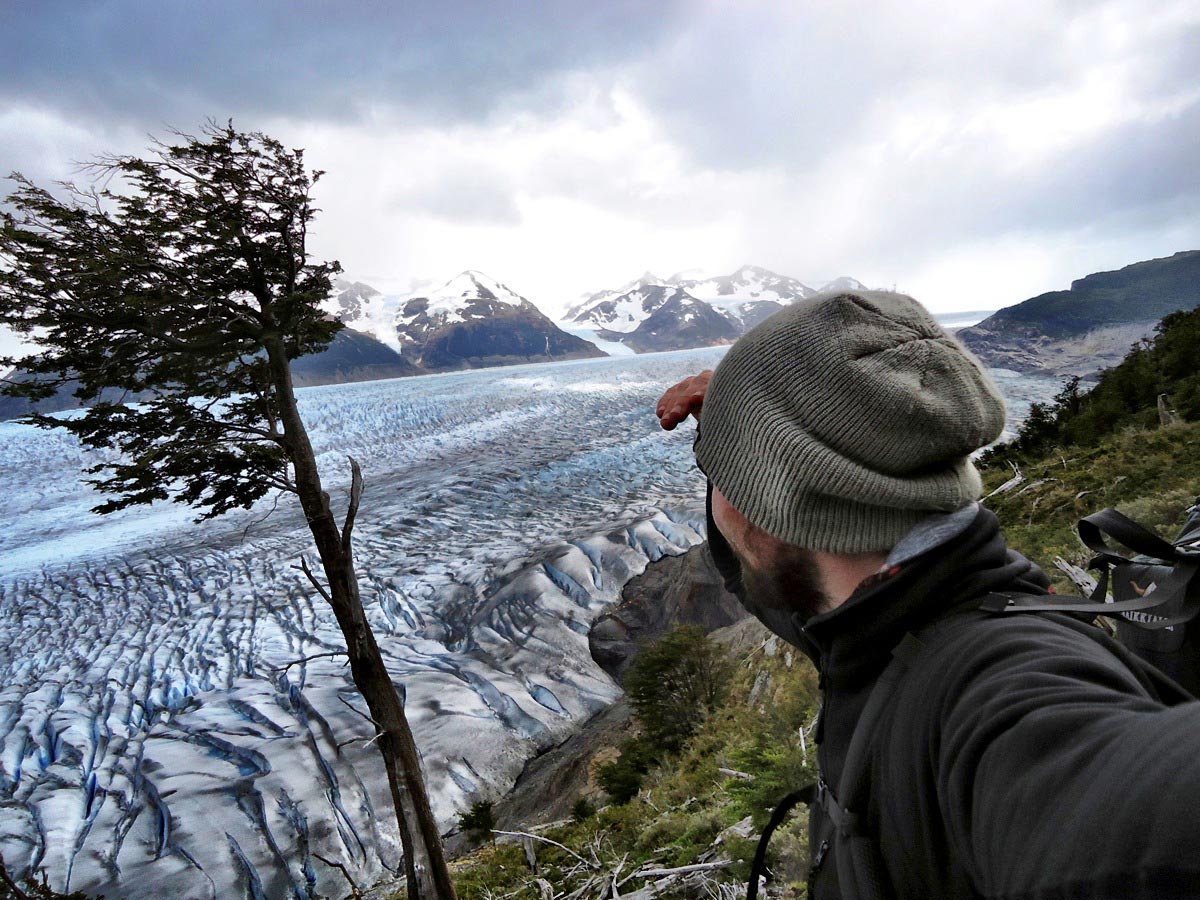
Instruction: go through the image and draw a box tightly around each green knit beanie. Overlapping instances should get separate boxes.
[694,290,1006,553]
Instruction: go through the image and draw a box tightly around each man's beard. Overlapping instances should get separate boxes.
[736,541,830,618]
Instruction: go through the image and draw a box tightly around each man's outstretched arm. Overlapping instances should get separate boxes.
[884,615,1200,898]
[655,370,712,430]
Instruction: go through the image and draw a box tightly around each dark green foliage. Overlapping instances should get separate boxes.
[624,625,733,752]
[983,306,1200,465]
[570,796,596,822]
[445,633,823,899]
[0,121,342,519]
[596,627,734,806]
[595,737,655,803]
[457,799,496,845]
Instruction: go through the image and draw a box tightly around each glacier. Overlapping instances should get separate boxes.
[0,349,1063,898]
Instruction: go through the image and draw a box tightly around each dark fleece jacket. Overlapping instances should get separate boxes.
[708,497,1200,899]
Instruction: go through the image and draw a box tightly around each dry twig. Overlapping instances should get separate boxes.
[314,852,362,899]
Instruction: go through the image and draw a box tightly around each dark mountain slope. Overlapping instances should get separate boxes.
[957,250,1200,375]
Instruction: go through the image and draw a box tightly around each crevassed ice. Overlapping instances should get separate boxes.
[0,349,1060,899]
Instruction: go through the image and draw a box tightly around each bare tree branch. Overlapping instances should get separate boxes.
[342,456,363,552]
[491,830,597,870]
[266,651,346,674]
[313,853,362,899]
[0,855,32,900]
[294,555,332,604]
[336,693,381,729]
[628,860,731,880]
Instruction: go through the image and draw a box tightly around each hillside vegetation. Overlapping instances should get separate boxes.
[434,304,1200,899]
[985,305,1200,460]
[432,412,1200,899]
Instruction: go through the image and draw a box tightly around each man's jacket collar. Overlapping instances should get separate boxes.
[706,488,1051,675]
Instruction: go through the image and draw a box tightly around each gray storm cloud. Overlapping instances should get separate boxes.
[1,0,692,126]
[2,0,1198,317]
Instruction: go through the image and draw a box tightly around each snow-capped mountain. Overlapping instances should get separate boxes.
[568,265,860,352]
[563,271,664,325]
[566,278,739,351]
[672,265,818,330]
[818,276,869,293]
[344,271,604,370]
[569,279,679,334]
[326,280,397,346]
[615,286,741,353]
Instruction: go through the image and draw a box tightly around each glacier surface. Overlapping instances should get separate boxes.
[0,349,1061,898]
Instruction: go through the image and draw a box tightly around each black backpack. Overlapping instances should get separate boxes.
[995,500,1200,696]
[745,500,1200,900]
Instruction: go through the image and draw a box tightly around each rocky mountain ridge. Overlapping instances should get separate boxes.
[956,250,1200,376]
[324,271,604,370]
[566,266,869,352]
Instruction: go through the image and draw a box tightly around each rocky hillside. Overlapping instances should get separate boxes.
[589,542,747,681]
[290,327,421,386]
[956,250,1200,376]
[443,544,747,847]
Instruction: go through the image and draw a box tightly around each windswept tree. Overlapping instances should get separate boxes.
[0,123,457,900]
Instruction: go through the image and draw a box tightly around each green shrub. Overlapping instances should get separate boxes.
[570,796,597,823]
[596,737,654,803]
[984,306,1200,469]
[457,799,496,845]
[624,625,733,751]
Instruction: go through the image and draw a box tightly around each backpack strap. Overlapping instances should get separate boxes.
[745,787,812,900]
[1078,507,1179,562]
[983,505,1200,630]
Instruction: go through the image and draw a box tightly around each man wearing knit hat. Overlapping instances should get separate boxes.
[656,290,1200,899]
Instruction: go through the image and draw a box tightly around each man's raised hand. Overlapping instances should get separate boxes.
[656,370,713,431]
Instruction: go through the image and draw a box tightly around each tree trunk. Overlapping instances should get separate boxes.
[265,336,457,900]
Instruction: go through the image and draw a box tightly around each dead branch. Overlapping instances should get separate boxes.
[717,767,753,781]
[1054,557,1098,596]
[313,852,362,899]
[267,651,346,674]
[631,860,732,879]
[563,876,603,900]
[491,830,596,870]
[336,693,381,729]
[336,731,384,753]
[1159,393,1180,426]
[341,456,363,552]
[984,461,1024,499]
[294,555,332,604]
[1013,478,1056,497]
[0,856,32,900]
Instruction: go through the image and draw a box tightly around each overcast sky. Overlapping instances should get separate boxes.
[3,0,1199,352]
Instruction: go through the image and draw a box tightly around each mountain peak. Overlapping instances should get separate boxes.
[820,276,868,292]
[438,270,522,304]
[733,264,772,277]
